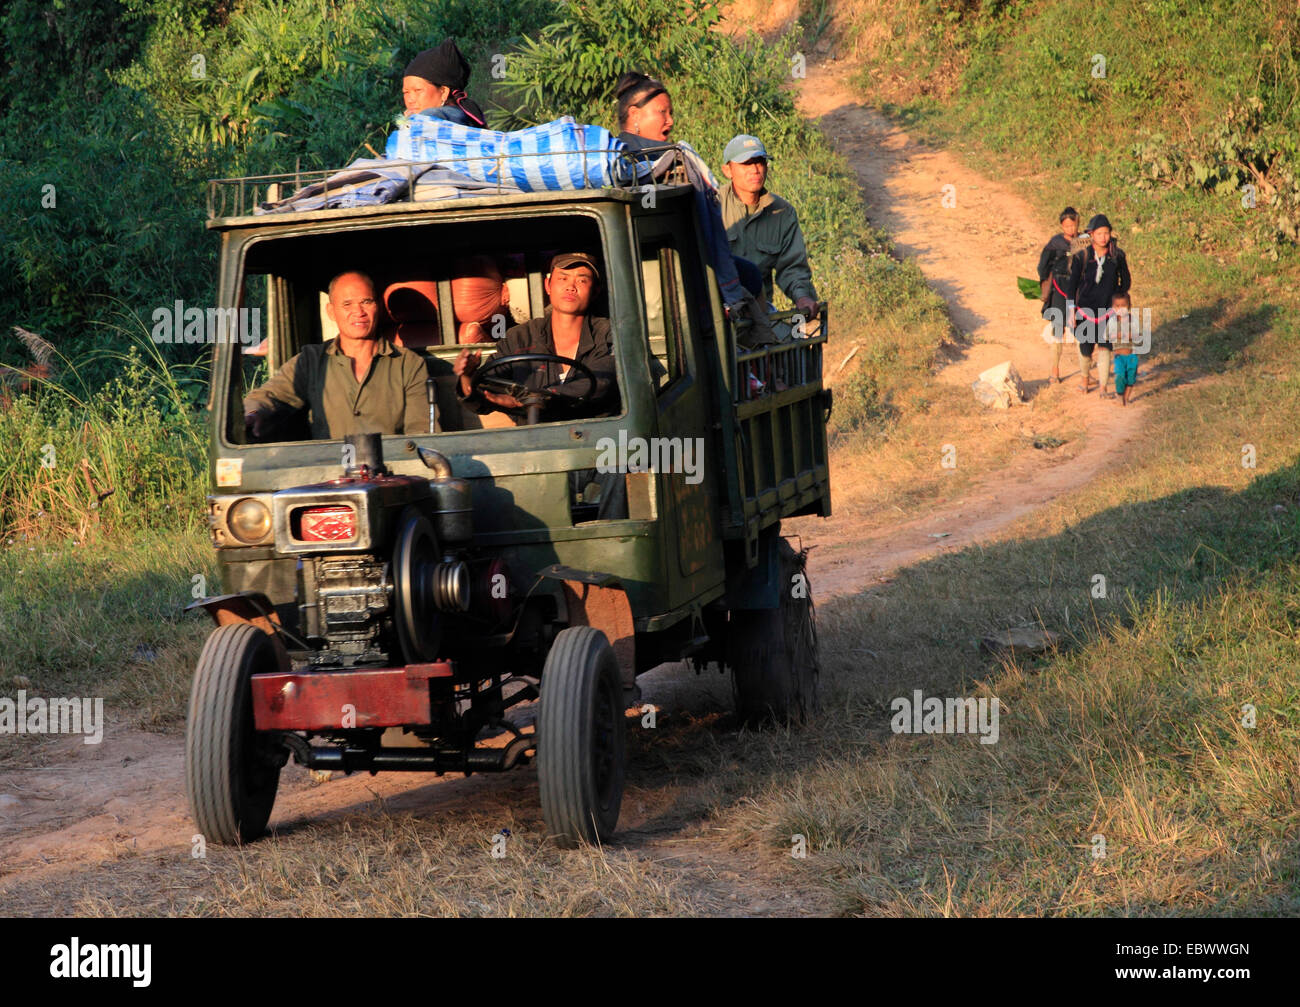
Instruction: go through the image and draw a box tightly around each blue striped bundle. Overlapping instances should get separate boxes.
[385,115,632,192]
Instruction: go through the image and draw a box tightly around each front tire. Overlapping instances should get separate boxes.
[186,623,284,844]
[537,627,626,848]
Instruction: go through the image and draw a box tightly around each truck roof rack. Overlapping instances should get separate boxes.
[206,145,694,222]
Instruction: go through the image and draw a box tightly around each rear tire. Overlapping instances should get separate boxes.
[537,627,626,848]
[186,623,283,845]
[728,538,821,725]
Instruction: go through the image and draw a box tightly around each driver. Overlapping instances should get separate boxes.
[453,252,618,422]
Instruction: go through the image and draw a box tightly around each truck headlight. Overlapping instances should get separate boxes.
[228,497,272,544]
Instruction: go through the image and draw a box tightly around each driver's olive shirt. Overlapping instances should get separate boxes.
[244,336,430,438]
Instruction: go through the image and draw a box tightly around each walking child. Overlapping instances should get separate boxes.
[1108,292,1141,406]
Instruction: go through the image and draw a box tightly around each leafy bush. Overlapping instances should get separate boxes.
[0,87,214,370]
[494,0,724,128]
[0,334,208,544]
[0,0,151,129]
[1130,98,1300,247]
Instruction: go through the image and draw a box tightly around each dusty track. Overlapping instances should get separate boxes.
[790,59,1151,597]
[1,59,1155,915]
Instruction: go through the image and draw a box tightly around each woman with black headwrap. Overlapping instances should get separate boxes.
[401,40,486,127]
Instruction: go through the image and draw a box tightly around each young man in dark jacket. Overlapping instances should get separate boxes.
[1036,207,1080,384]
[1068,213,1131,396]
[452,252,617,424]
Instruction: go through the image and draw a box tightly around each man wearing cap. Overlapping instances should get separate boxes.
[453,252,618,423]
[718,134,820,320]
[244,270,431,440]
[401,39,486,127]
[1067,213,1131,396]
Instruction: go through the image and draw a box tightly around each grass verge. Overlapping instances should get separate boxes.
[728,290,1300,914]
[0,526,214,767]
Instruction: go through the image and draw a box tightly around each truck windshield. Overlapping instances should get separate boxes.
[222,212,623,444]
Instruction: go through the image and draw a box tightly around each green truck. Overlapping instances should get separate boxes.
[188,164,832,848]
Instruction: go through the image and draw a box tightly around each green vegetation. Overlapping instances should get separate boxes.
[0,0,944,544]
[0,0,557,541]
[0,326,208,543]
[845,0,1300,286]
[764,0,1300,913]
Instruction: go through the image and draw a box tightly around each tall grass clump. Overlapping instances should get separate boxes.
[0,322,208,545]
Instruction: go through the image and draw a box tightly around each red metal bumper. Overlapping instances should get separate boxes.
[251,663,454,731]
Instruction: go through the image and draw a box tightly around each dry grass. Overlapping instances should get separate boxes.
[717,296,1300,915]
[64,815,716,918]
[0,528,213,766]
[0,711,837,917]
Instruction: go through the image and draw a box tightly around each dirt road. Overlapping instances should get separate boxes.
[0,59,1155,916]
[789,59,1151,596]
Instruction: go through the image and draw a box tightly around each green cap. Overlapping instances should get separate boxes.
[723,134,770,163]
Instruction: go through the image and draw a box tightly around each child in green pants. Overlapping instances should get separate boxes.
[1108,293,1140,405]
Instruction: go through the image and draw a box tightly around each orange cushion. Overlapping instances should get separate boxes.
[384,279,440,323]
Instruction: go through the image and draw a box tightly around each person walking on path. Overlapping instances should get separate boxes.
[1068,213,1131,396]
[1107,292,1143,406]
[1036,207,1080,384]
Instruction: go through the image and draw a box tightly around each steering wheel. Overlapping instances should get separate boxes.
[469,352,596,425]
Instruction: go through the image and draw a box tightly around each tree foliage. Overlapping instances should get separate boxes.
[493,0,724,128]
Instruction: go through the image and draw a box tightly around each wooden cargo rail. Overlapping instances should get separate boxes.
[723,308,832,548]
